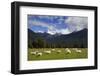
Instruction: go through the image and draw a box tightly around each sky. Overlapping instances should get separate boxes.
[28,15,88,35]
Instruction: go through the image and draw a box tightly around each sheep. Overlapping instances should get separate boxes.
[30,51,37,55]
[65,48,69,51]
[52,49,55,51]
[73,48,82,53]
[65,49,71,54]
[73,48,78,50]
[44,51,51,54]
[57,50,61,53]
[75,49,82,53]
[36,52,42,57]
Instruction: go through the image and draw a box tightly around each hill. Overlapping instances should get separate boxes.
[28,28,88,48]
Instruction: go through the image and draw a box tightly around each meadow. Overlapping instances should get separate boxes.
[28,48,88,61]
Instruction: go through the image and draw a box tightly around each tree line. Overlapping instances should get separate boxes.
[28,37,87,48]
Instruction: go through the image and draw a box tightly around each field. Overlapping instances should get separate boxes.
[28,48,88,61]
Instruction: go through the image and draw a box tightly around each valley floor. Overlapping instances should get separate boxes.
[28,48,88,61]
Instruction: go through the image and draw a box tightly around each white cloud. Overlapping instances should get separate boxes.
[35,30,44,33]
[65,17,88,32]
[29,16,87,35]
[37,15,56,21]
[47,16,88,35]
[60,28,71,34]
[29,19,72,35]
[47,28,71,35]
[29,20,56,31]
[47,30,55,35]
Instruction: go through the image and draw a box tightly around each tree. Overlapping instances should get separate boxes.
[32,37,46,48]
[28,40,33,48]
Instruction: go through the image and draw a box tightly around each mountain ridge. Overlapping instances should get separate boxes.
[28,28,88,48]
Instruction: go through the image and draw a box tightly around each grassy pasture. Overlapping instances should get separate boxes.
[28,48,88,61]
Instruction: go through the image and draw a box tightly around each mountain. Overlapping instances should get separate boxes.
[28,28,88,48]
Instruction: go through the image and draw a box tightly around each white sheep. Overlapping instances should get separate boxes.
[44,51,51,54]
[73,48,78,50]
[65,49,71,54]
[75,49,82,53]
[57,50,61,53]
[36,52,42,56]
[65,48,69,51]
[30,51,37,55]
[52,49,55,51]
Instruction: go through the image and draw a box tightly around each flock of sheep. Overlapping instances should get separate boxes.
[30,48,82,57]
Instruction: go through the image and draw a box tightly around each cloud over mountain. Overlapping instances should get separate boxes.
[65,17,88,32]
[28,15,88,35]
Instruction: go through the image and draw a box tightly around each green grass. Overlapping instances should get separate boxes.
[28,48,88,61]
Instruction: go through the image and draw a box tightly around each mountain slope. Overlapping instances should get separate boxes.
[28,29,88,48]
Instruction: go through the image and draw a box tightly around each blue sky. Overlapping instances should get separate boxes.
[28,15,88,35]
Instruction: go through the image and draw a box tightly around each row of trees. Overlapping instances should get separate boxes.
[28,37,56,48]
[28,37,87,48]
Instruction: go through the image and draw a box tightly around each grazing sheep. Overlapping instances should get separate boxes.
[65,48,69,51]
[52,49,55,51]
[73,48,78,50]
[57,50,61,53]
[65,49,71,54]
[30,51,37,55]
[75,49,82,53]
[36,52,42,56]
[44,51,51,54]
